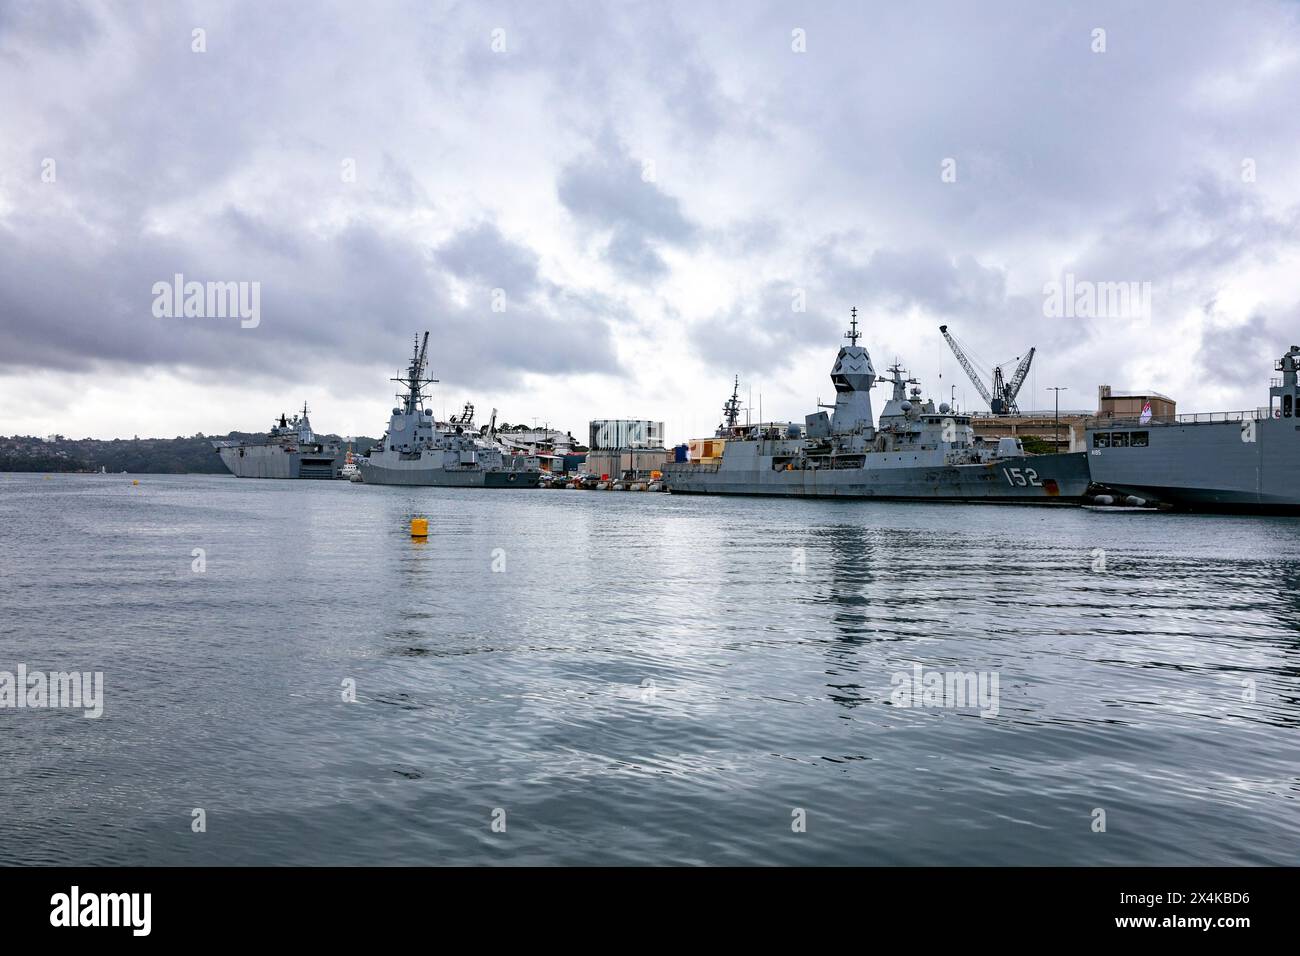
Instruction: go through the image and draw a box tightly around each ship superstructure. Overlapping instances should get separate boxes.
[663,309,1091,502]
[1086,345,1300,512]
[213,403,344,479]
[356,333,541,488]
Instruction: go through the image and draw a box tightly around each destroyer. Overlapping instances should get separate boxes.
[212,403,344,479]
[357,333,541,488]
[663,310,1091,503]
[1086,345,1300,513]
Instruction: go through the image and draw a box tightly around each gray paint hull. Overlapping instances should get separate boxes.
[217,444,342,479]
[1087,418,1300,513]
[356,461,541,488]
[665,453,1091,503]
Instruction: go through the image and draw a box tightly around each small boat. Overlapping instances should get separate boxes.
[340,447,360,481]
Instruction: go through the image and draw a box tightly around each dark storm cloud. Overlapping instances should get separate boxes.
[1067,176,1300,287]
[0,0,101,54]
[4,0,1300,421]
[691,282,840,375]
[817,243,1011,319]
[557,138,697,282]
[220,207,305,262]
[0,1,623,388]
[0,211,619,384]
[1196,312,1286,388]
[436,222,540,296]
[604,226,669,281]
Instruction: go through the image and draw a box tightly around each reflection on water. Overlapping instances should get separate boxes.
[0,473,1297,865]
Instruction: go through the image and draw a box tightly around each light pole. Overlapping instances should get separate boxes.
[1047,387,1067,451]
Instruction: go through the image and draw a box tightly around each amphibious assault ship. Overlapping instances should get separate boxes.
[213,403,344,479]
[663,310,1091,503]
[1086,345,1300,513]
[356,333,541,488]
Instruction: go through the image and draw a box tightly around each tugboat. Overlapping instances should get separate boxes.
[1086,344,1300,513]
[340,445,361,481]
[663,309,1092,503]
[212,403,344,479]
[356,333,541,488]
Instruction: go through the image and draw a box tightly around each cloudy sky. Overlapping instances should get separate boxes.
[2,0,1299,442]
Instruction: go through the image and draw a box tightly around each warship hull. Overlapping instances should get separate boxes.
[1087,418,1300,513]
[213,403,343,479]
[356,460,541,487]
[216,444,342,479]
[359,333,545,491]
[665,452,1091,503]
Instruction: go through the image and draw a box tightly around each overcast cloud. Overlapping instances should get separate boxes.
[2,0,1299,440]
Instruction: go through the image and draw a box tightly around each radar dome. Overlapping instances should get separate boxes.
[939,403,951,414]
[900,401,912,412]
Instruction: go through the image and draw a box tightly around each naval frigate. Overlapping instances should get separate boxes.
[1086,344,1300,513]
[212,403,344,479]
[356,332,541,488]
[663,310,1091,503]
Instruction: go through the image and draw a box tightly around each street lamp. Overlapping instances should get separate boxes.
[1047,387,1068,451]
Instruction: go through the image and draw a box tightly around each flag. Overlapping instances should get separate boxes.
[1139,400,1152,424]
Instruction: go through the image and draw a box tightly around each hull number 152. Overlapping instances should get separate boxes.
[1003,467,1042,487]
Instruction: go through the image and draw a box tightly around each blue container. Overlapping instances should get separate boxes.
[674,444,689,462]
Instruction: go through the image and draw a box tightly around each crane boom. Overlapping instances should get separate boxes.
[415,331,430,379]
[939,325,1035,414]
[939,325,994,407]
[1005,346,1036,408]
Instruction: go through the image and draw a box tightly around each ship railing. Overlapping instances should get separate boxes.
[1085,408,1271,427]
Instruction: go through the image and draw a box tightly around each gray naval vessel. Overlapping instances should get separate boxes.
[664,310,1091,503]
[212,403,344,479]
[1086,344,1300,513]
[356,332,541,488]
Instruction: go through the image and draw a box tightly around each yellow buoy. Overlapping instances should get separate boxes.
[132,480,139,486]
[410,517,428,537]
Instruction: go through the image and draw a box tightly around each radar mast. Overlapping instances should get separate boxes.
[722,375,742,429]
[392,332,439,415]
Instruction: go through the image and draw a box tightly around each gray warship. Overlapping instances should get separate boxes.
[356,332,541,488]
[663,310,1091,503]
[1086,344,1300,513]
[212,403,344,479]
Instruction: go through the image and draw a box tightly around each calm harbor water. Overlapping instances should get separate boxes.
[0,472,1296,865]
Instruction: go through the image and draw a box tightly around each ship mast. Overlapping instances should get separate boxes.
[722,375,742,429]
[392,332,438,415]
[828,306,877,437]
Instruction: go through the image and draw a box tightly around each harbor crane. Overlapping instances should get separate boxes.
[938,325,1036,415]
